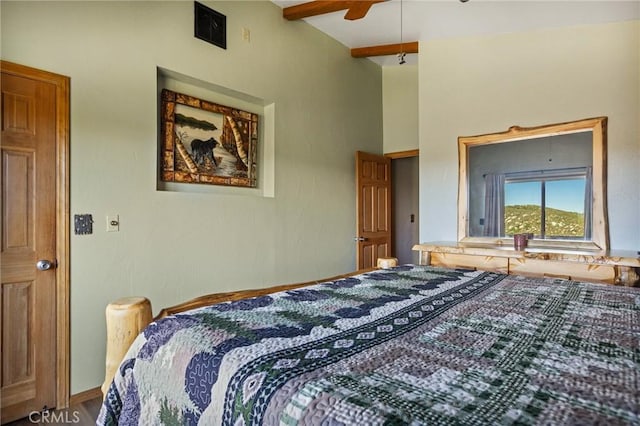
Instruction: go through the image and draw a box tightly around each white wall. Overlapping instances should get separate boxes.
[1,1,382,393]
[419,21,639,251]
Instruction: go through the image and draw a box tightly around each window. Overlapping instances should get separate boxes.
[503,168,589,239]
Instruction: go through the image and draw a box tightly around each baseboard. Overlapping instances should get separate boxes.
[69,386,102,405]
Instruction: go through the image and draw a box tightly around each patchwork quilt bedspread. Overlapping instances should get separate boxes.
[98,265,640,425]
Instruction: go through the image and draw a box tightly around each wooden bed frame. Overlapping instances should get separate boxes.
[154,267,377,319]
[102,263,390,397]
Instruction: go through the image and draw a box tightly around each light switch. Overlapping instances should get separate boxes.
[106,214,119,232]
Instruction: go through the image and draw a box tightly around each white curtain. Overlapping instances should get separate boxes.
[483,174,505,237]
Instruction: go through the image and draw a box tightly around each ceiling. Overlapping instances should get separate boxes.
[271,1,640,66]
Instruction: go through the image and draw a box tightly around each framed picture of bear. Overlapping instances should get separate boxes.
[160,89,258,188]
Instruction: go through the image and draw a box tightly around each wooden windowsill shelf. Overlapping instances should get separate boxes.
[413,241,640,286]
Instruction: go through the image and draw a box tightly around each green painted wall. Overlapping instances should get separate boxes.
[383,65,418,154]
[1,1,382,393]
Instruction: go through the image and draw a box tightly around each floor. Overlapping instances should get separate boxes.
[5,397,102,426]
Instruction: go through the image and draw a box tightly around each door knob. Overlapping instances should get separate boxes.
[36,259,56,271]
[354,237,367,242]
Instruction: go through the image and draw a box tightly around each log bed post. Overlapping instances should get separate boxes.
[102,297,152,398]
[376,257,398,269]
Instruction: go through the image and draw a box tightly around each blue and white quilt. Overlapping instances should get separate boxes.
[98,265,640,425]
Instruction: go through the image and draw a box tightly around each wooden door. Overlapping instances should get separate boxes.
[1,62,68,423]
[355,151,392,269]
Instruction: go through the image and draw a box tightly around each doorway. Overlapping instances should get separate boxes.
[390,151,419,265]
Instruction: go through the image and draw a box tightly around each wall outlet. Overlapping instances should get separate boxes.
[242,27,250,42]
[106,214,119,232]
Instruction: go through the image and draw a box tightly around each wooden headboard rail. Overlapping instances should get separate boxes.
[154,267,376,320]
[102,267,376,399]
[103,262,395,398]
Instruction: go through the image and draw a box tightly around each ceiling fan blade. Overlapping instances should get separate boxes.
[284,1,349,20]
[344,1,384,20]
[283,0,386,21]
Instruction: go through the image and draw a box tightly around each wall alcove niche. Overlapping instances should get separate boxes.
[458,117,609,251]
[156,67,275,198]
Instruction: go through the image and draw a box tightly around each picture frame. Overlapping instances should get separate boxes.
[160,89,258,188]
[194,2,226,50]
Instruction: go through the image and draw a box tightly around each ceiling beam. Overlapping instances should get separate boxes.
[283,1,386,21]
[351,41,419,58]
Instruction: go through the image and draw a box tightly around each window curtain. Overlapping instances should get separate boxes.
[483,173,505,237]
[583,166,593,239]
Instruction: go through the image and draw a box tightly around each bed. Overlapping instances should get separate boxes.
[97,264,640,425]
